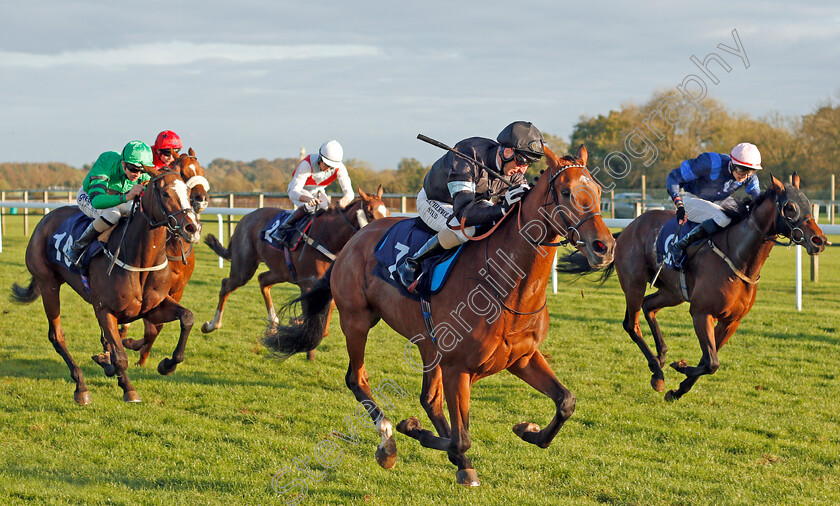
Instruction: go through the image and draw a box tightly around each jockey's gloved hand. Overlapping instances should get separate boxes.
[675,203,686,222]
[504,184,530,207]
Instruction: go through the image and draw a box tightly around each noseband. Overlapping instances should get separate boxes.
[749,191,812,247]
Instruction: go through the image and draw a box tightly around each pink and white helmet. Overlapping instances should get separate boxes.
[730,142,762,170]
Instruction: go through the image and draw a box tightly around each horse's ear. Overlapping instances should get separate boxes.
[792,171,801,189]
[376,185,384,198]
[543,144,559,166]
[769,172,785,193]
[575,144,589,166]
[144,166,159,177]
[188,147,195,157]
[358,187,369,200]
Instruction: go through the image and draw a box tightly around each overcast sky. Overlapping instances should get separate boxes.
[1,1,838,171]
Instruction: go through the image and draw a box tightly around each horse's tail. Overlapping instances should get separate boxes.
[204,233,231,261]
[11,277,40,304]
[555,237,618,285]
[262,264,334,358]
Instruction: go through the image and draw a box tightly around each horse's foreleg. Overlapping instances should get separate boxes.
[666,313,719,401]
[144,296,194,376]
[42,285,91,405]
[623,296,666,392]
[92,329,116,377]
[508,350,575,449]
[94,309,140,403]
[642,290,683,367]
[397,364,452,450]
[442,369,479,486]
[258,270,284,327]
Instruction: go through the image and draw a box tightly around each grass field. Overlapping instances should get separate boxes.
[0,215,838,505]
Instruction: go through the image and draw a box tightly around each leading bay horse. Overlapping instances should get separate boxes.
[120,149,210,366]
[264,146,615,485]
[11,169,201,404]
[559,173,826,401]
[200,187,388,359]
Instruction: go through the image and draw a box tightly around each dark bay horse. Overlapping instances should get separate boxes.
[561,173,826,401]
[121,149,210,366]
[200,186,389,357]
[11,169,201,404]
[264,146,615,485]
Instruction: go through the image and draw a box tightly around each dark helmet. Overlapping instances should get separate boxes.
[497,121,544,162]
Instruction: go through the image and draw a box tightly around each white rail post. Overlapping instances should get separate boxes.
[217,214,224,269]
[795,244,802,311]
[552,250,558,294]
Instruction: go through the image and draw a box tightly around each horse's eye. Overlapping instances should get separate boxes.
[561,188,571,198]
[784,202,798,218]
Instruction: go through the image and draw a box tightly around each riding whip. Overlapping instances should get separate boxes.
[416,134,514,188]
[650,221,683,288]
[107,197,139,276]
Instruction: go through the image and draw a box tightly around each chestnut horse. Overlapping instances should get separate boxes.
[559,173,826,401]
[11,169,201,404]
[264,146,615,485]
[200,187,389,358]
[120,149,210,366]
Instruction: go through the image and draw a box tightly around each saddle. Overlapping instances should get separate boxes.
[655,218,700,270]
[262,211,314,251]
[373,218,465,300]
[48,212,106,275]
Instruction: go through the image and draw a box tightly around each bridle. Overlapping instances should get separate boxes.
[139,170,196,236]
[746,188,812,247]
[337,199,375,232]
[535,163,602,247]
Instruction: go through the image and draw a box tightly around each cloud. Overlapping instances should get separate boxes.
[0,41,384,69]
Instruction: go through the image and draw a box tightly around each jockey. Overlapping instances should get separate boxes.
[273,140,354,239]
[667,142,763,259]
[152,130,182,169]
[66,141,154,266]
[397,121,543,288]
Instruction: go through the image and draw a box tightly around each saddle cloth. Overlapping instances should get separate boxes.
[260,210,312,251]
[373,218,465,300]
[47,211,104,274]
[656,218,700,269]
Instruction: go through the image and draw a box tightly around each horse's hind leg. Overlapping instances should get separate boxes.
[201,254,260,334]
[397,355,452,450]
[41,284,91,405]
[641,290,684,367]
[442,369,479,486]
[508,350,575,449]
[620,282,667,392]
[340,309,398,470]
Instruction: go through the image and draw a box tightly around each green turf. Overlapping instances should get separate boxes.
[0,216,838,505]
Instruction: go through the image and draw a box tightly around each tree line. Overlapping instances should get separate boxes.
[1,91,837,194]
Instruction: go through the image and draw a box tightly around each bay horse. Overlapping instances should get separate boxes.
[11,169,201,405]
[559,173,826,401]
[120,149,210,366]
[264,146,615,485]
[200,186,388,359]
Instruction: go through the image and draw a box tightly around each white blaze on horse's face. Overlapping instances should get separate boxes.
[376,204,389,217]
[173,179,193,212]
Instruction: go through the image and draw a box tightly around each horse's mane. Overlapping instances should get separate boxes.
[723,188,772,224]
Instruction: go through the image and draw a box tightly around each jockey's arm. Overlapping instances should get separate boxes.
[336,168,354,208]
[452,191,503,227]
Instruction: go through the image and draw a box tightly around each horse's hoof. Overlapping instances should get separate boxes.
[374,436,398,470]
[122,338,143,351]
[513,421,541,444]
[200,322,215,334]
[455,469,480,487]
[396,416,422,435]
[123,391,142,403]
[651,377,665,392]
[74,390,92,406]
[664,390,679,402]
[158,359,177,376]
[91,353,116,377]
[670,359,688,372]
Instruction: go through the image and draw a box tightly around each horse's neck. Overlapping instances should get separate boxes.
[120,214,168,268]
[723,200,776,279]
[313,209,356,248]
[483,205,558,309]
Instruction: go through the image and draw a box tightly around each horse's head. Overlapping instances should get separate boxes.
[141,169,202,244]
[168,148,210,214]
[345,185,389,228]
[529,145,615,268]
[766,173,826,255]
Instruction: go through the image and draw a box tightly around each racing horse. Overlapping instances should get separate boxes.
[120,149,210,366]
[264,146,615,485]
[11,169,201,404]
[200,186,389,359]
[559,173,826,401]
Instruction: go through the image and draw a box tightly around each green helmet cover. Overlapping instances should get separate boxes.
[122,140,153,167]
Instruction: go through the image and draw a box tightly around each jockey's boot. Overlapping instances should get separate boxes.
[66,219,108,266]
[397,235,446,290]
[271,206,309,244]
[669,219,722,260]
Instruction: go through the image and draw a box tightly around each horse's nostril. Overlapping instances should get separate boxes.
[812,236,824,247]
[185,224,197,235]
[593,240,607,254]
